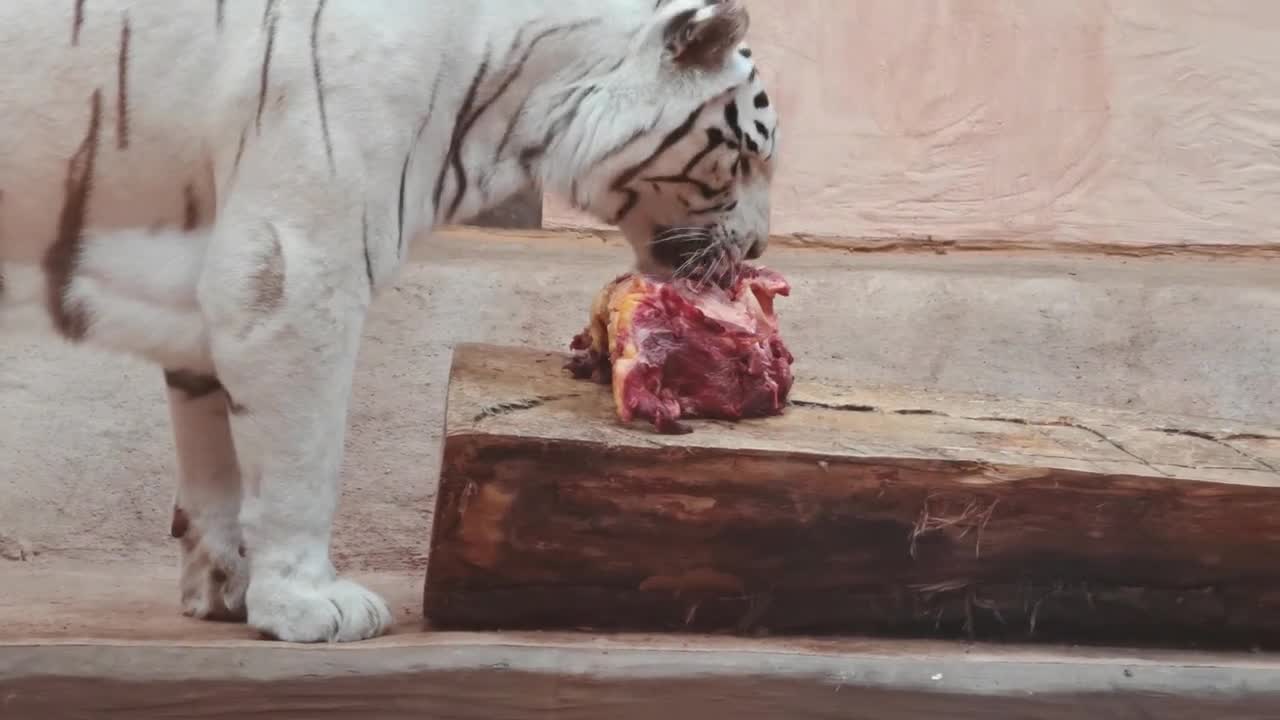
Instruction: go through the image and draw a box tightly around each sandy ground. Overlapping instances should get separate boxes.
[2,230,1277,633]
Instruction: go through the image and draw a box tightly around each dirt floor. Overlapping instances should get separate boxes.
[2,229,1277,634]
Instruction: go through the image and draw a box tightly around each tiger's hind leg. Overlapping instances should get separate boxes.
[165,370,250,621]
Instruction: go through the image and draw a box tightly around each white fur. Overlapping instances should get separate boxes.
[0,0,777,642]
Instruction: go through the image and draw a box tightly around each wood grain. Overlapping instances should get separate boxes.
[425,343,1280,648]
[545,1,1280,251]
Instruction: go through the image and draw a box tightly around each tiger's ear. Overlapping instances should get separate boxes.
[664,0,750,70]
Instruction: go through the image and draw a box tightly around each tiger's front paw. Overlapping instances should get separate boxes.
[173,506,249,621]
[246,565,393,643]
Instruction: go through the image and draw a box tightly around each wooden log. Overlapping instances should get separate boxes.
[424,343,1280,648]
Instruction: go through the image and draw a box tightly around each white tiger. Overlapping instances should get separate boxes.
[0,0,779,642]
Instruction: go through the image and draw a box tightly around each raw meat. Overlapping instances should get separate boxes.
[566,266,795,434]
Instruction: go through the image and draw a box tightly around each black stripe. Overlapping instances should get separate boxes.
[310,0,335,175]
[46,90,103,341]
[486,22,549,167]
[639,125,732,201]
[724,100,743,140]
[397,154,411,255]
[613,105,704,188]
[595,124,654,167]
[433,56,489,221]
[398,72,444,256]
[526,55,628,179]
[115,14,131,150]
[684,127,725,174]
[517,93,582,176]
[183,184,201,230]
[440,21,595,222]
[567,60,644,172]
[644,173,727,201]
[72,0,85,45]
[454,21,535,210]
[609,103,705,223]
[256,12,278,133]
[514,55,622,186]
[215,0,224,30]
[362,207,374,292]
[230,128,248,184]
[685,198,736,216]
[492,94,527,165]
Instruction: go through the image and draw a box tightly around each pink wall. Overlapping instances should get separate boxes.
[547,1,1280,248]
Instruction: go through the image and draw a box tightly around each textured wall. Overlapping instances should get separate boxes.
[546,1,1280,248]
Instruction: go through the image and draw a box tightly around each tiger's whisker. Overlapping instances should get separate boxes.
[654,225,707,239]
[651,232,709,246]
[652,228,710,246]
[674,244,713,280]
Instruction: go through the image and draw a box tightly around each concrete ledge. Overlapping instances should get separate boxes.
[528,223,1280,260]
[3,566,1279,718]
[413,228,1278,423]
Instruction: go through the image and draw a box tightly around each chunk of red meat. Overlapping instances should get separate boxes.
[566,266,795,434]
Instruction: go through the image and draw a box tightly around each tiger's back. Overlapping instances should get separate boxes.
[0,1,448,362]
[0,0,225,259]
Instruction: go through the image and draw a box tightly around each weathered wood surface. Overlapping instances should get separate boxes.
[425,343,1280,647]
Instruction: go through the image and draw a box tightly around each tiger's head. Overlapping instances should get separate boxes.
[549,0,779,278]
